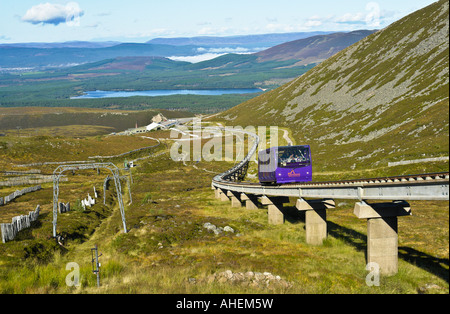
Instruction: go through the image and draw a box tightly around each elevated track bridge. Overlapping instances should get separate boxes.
[211,128,449,275]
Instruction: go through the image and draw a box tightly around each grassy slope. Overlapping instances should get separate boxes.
[0,2,449,294]
[216,0,449,179]
[0,128,447,294]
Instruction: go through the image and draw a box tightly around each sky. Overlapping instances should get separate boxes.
[0,0,439,43]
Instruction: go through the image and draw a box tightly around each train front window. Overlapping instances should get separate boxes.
[278,147,310,167]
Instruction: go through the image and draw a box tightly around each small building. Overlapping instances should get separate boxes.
[124,126,147,135]
[146,122,163,132]
[146,120,179,132]
[123,116,181,135]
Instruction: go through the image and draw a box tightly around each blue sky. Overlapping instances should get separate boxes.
[0,0,439,43]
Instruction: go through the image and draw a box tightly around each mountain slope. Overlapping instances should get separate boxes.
[218,0,449,176]
[255,30,376,65]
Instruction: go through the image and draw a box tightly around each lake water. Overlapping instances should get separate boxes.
[71,89,263,99]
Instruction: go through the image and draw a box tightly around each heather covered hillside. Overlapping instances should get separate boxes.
[218,0,449,176]
[255,30,376,65]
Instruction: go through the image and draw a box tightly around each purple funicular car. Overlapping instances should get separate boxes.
[258,145,312,184]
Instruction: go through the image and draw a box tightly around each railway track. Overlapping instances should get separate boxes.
[210,127,449,275]
[214,172,450,188]
[211,127,449,201]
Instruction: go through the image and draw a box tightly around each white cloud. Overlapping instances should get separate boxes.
[305,17,323,27]
[365,2,381,27]
[265,23,301,33]
[168,53,227,63]
[198,26,234,35]
[168,47,261,64]
[335,12,366,23]
[205,47,253,54]
[334,2,381,27]
[309,15,323,21]
[22,2,84,26]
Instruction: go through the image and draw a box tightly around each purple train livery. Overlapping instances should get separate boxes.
[258,145,312,184]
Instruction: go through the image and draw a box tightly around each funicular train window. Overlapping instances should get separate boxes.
[278,146,310,166]
[258,149,272,165]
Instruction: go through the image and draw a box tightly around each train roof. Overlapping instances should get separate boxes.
[259,145,310,152]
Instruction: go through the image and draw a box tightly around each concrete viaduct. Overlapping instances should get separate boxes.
[211,128,449,276]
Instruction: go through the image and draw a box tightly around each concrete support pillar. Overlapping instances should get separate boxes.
[268,204,284,225]
[296,198,335,245]
[227,191,243,208]
[305,209,327,245]
[214,188,221,200]
[241,193,259,210]
[218,188,230,202]
[354,200,411,276]
[367,217,398,276]
[260,196,289,225]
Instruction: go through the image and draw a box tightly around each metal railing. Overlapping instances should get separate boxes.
[211,127,260,183]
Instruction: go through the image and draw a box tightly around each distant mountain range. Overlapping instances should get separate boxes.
[146,32,334,47]
[0,31,355,69]
[0,43,199,69]
[217,0,449,176]
[65,30,375,75]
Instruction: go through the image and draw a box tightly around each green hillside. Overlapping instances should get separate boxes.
[217,0,449,178]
